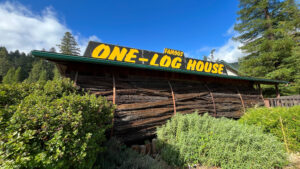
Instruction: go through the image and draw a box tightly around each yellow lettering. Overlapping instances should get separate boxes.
[218,64,224,74]
[204,62,212,72]
[91,44,111,59]
[211,63,219,73]
[150,54,159,66]
[171,50,175,55]
[187,59,197,70]
[124,49,139,63]
[196,61,204,71]
[160,55,171,67]
[164,48,168,53]
[171,57,182,69]
[108,46,127,61]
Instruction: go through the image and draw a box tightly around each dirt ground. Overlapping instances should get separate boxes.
[285,153,300,169]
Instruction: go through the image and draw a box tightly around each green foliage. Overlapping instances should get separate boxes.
[0,47,12,77]
[0,46,59,84]
[2,67,16,84]
[2,67,23,84]
[0,82,37,107]
[240,106,300,152]
[93,138,167,169]
[234,0,300,95]
[27,60,54,83]
[57,32,81,55]
[157,113,288,169]
[53,67,62,80]
[0,78,113,169]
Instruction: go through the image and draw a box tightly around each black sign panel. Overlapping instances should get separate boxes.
[84,41,227,74]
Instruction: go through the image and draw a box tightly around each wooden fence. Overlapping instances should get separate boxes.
[264,95,300,107]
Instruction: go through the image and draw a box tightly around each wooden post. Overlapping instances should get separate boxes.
[258,84,267,107]
[111,74,116,137]
[275,84,280,98]
[168,81,176,115]
[112,75,116,104]
[275,84,281,106]
[236,87,245,112]
[74,71,78,85]
[205,84,217,117]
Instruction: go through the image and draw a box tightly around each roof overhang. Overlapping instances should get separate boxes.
[31,50,288,85]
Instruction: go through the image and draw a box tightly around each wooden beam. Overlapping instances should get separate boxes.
[205,84,217,117]
[74,71,78,84]
[257,84,267,106]
[113,75,116,104]
[168,81,177,115]
[111,74,116,137]
[275,84,280,98]
[236,87,245,112]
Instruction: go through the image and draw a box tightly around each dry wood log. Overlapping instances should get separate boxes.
[117,92,209,111]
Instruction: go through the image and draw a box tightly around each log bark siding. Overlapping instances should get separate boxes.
[60,62,263,143]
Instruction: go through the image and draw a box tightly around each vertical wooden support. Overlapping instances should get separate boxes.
[275,84,280,98]
[74,71,78,84]
[275,84,281,106]
[112,75,116,104]
[236,87,245,112]
[168,81,176,115]
[205,84,217,117]
[257,84,266,106]
[111,74,116,137]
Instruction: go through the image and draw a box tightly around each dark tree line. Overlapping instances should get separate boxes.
[0,32,80,84]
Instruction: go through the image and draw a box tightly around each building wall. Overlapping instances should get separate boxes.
[57,62,264,143]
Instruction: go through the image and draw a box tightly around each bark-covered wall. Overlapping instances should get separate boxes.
[58,62,264,143]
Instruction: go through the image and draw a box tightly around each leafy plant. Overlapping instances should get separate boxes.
[156,113,288,169]
[0,78,113,169]
[93,138,168,169]
[240,106,300,152]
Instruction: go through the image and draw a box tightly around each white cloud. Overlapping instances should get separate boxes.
[194,25,246,63]
[214,39,245,63]
[214,25,246,63]
[0,1,100,54]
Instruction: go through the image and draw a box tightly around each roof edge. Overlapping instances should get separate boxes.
[31,50,288,84]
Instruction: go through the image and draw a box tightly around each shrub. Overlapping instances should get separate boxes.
[93,138,168,169]
[156,113,288,169]
[240,106,300,152]
[0,79,113,169]
[0,82,36,107]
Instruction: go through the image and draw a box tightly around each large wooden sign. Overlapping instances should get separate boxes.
[84,41,226,75]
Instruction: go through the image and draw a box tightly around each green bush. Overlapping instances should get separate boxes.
[156,113,288,169]
[240,106,300,152]
[0,79,113,169]
[0,82,36,107]
[93,138,167,169]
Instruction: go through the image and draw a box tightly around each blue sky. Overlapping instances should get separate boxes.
[0,0,243,62]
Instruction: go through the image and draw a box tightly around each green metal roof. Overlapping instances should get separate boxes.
[31,50,288,84]
[218,60,239,74]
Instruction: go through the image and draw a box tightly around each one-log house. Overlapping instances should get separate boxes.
[32,41,287,143]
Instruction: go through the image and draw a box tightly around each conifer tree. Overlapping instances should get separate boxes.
[234,0,300,94]
[2,67,15,84]
[53,67,61,80]
[49,47,56,53]
[27,60,54,83]
[13,67,22,83]
[0,47,12,77]
[57,32,81,55]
